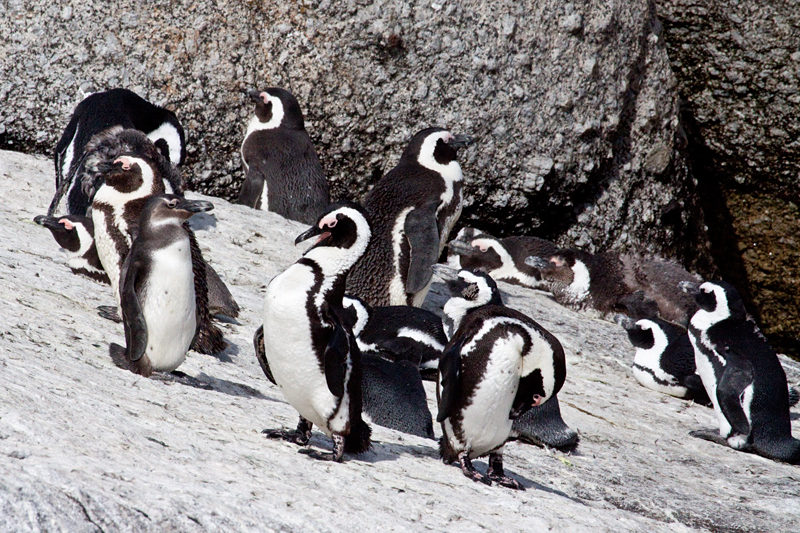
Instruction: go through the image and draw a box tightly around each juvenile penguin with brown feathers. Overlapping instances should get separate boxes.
[259,202,373,462]
[49,88,185,216]
[347,128,473,307]
[237,88,329,224]
[109,195,214,377]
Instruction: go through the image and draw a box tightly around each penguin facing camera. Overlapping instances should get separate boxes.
[259,202,372,462]
[49,88,185,216]
[237,88,329,224]
[347,127,473,308]
[437,269,568,488]
[682,280,800,464]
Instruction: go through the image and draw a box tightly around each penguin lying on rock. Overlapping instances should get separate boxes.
[526,248,701,326]
[437,269,567,488]
[109,195,214,381]
[682,280,800,464]
[347,127,473,307]
[258,202,372,462]
[33,214,109,284]
[614,314,711,406]
[447,227,558,289]
[237,88,329,224]
[49,88,185,216]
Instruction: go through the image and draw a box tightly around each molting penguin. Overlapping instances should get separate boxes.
[88,128,226,354]
[526,249,700,326]
[237,88,329,224]
[341,295,447,376]
[447,227,558,289]
[49,88,185,216]
[614,314,711,406]
[108,195,213,377]
[260,202,372,462]
[682,281,800,463]
[437,268,567,488]
[440,267,578,452]
[347,127,473,307]
[34,214,109,284]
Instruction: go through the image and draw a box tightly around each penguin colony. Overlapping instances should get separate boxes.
[33,86,799,501]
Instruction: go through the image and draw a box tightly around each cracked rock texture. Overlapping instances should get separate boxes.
[3,149,800,531]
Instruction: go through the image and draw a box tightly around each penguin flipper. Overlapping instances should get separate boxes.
[437,339,463,423]
[120,257,148,363]
[404,202,441,295]
[322,304,349,399]
[237,169,265,209]
[716,349,755,437]
[253,325,276,385]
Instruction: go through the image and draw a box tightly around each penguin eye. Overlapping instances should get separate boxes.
[167,199,179,208]
[327,219,337,228]
[463,284,479,300]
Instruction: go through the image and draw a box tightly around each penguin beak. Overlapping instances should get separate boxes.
[247,89,264,103]
[678,281,700,295]
[176,199,214,213]
[34,215,66,231]
[446,239,477,255]
[431,263,458,281]
[613,314,636,330]
[524,256,552,270]
[448,134,474,148]
[295,225,331,247]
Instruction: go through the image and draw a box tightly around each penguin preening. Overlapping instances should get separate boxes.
[447,227,558,289]
[346,127,473,308]
[260,202,372,462]
[526,248,701,326]
[49,88,185,216]
[437,269,567,488]
[438,267,578,452]
[682,280,800,464]
[88,128,226,354]
[237,88,329,224]
[614,314,711,406]
[109,195,213,377]
[33,214,109,284]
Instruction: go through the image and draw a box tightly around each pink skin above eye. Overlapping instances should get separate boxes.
[59,219,74,231]
[260,92,269,104]
[114,156,134,170]
[531,394,543,407]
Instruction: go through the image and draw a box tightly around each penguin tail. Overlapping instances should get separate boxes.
[109,343,129,370]
[191,322,227,356]
[344,418,372,455]
[438,435,458,464]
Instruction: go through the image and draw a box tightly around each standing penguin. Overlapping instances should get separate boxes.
[33,214,109,284]
[49,88,185,216]
[260,202,372,462]
[682,281,800,463]
[447,227,558,289]
[614,314,711,406]
[109,195,213,377]
[346,127,473,307]
[237,88,329,224]
[437,268,567,488]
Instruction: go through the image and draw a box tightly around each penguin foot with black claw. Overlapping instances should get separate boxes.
[262,418,313,446]
[298,435,346,462]
[97,305,121,323]
[457,452,492,486]
[486,453,525,491]
[690,429,754,451]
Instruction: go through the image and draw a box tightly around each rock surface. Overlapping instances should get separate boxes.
[2,150,800,532]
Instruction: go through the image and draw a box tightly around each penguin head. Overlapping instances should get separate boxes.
[342,295,371,335]
[447,230,504,272]
[34,214,93,253]
[402,127,473,170]
[148,112,186,167]
[295,202,372,270]
[247,87,304,130]
[445,269,502,309]
[615,315,657,350]
[140,194,214,229]
[526,250,578,284]
[685,280,747,329]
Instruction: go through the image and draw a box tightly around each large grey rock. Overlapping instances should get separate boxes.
[2,149,800,532]
[657,0,800,355]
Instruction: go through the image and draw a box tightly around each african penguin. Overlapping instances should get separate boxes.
[614,314,711,406]
[682,281,800,463]
[447,227,558,289]
[440,267,578,451]
[437,268,567,488]
[108,195,213,377]
[260,202,372,462]
[34,214,109,284]
[237,88,329,224]
[49,88,185,216]
[347,127,473,308]
[526,248,701,326]
[341,295,447,377]
[88,128,226,354]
